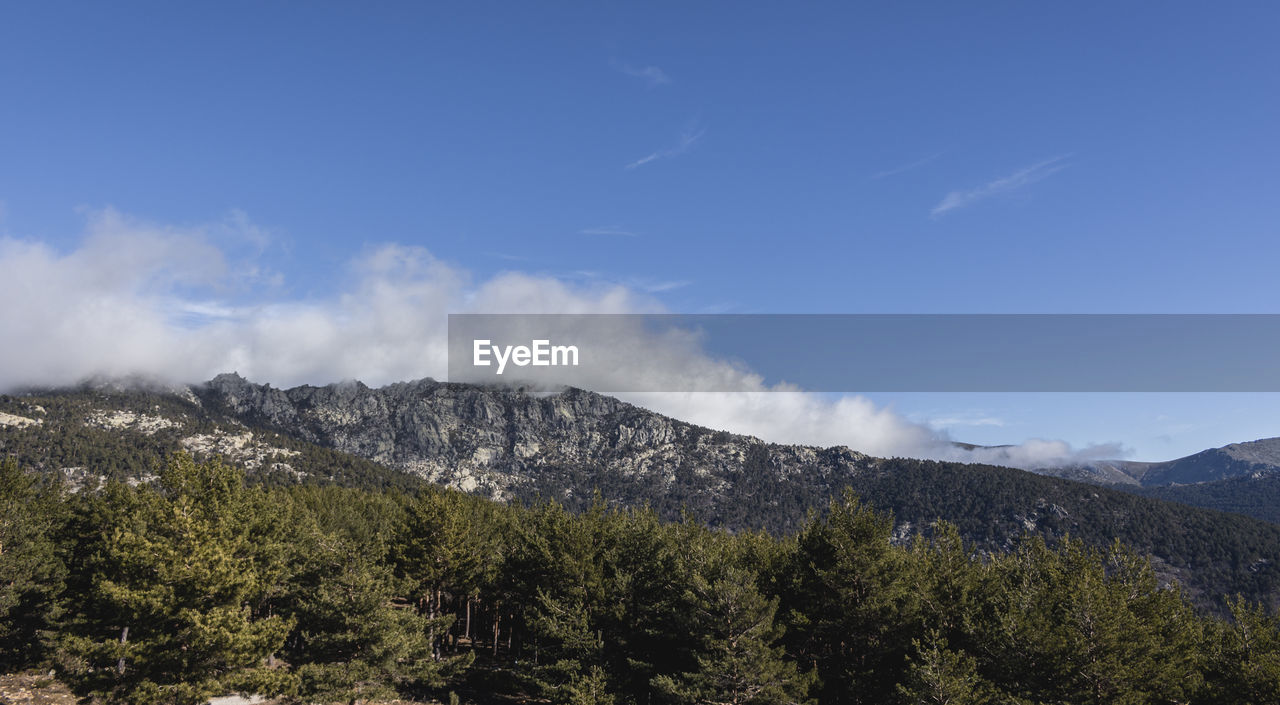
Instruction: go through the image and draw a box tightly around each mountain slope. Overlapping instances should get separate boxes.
[1135,473,1280,525]
[0,381,420,491]
[1054,438,1280,524]
[5,374,1280,608]
[1128,438,1280,485]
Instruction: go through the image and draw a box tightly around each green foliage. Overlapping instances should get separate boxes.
[652,563,815,705]
[513,501,615,703]
[781,492,919,704]
[54,454,295,704]
[12,385,1280,617]
[895,631,992,705]
[971,538,1203,704]
[1134,472,1280,524]
[280,487,472,702]
[13,432,1280,705]
[0,458,66,669]
[1202,597,1280,704]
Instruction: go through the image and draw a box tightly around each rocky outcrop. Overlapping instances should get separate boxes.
[195,373,873,502]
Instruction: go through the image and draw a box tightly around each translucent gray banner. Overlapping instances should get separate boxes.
[447,314,1280,392]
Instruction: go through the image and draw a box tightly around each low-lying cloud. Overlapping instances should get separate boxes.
[0,208,1120,469]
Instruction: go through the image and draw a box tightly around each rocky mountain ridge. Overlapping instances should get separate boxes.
[194,372,873,504]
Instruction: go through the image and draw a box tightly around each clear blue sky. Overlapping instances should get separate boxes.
[2,2,1279,459]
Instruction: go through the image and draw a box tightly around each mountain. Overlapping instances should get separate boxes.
[1112,439,1280,523]
[1126,437,1280,485]
[1019,438,1280,524]
[1135,473,1280,525]
[1036,437,1280,489]
[0,378,421,492]
[5,373,1280,609]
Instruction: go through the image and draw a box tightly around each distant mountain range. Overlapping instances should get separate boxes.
[1030,437,1280,487]
[1127,437,1280,485]
[1004,437,1280,523]
[5,373,1280,610]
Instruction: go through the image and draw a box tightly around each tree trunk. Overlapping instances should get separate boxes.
[116,626,129,675]
[493,612,500,657]
[433,588,443,659]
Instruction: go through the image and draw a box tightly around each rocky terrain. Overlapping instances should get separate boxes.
[194,373,871,506]
[0,672,77,705]
[8,374,1280,607]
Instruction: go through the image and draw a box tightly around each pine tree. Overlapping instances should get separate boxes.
[0,457,66,669]
[895,631,991,705]
[653,565,815,705]
[595,506,688,696]
[1202,597,1280,704]
[392,489,486,655]
[55,454,294,705]
[282,487,471,703]
[976,537,1202,705]
[565,665,616,705]
[780,491,918,704]
[516,502,614,703]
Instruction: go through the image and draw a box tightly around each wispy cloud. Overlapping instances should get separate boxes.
[871,152,943,180]
[482,251,537,263]
[631,278,689,293]
[580,225,637,237]
[931,155,1071,216]
[613,60,671,87]
[560,269,689,294]
[907,408,1007,429]
[930,414,1006,428]
[626,123,705,170]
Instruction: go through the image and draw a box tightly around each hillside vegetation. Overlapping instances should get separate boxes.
[5,454,1280,705]
[6,381,1280,611]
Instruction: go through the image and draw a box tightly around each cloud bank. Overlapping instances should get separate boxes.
[0,208,1118,469]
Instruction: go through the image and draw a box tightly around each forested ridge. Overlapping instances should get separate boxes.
[7,383,1280,614]
[1131,476,1280,526]
[0,388,422,491]
[4,454,1280,705]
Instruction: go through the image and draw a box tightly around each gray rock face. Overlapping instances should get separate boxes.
[195,374,872,502]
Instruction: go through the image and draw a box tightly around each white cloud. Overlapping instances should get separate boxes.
[932,155,1071,216]
[871,152,943,180]
[626,123,705,170]
[0,208,1117,469]
[935,439,1127,470]
[616,63,671,87]
[631,278,689,293]
[579,225,637,237]
[924,413,1006,428]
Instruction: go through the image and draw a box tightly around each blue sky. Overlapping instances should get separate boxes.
[2,2,1279,460]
